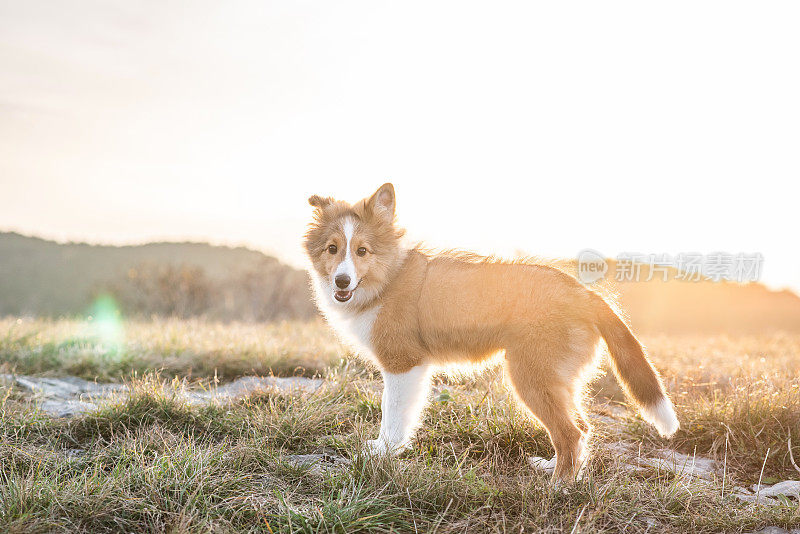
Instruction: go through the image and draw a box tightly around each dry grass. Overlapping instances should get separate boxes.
[592,334,800,481]
[0,317,344,381]
[1,317,800,532]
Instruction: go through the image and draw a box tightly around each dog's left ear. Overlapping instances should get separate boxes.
[367,183,395,222]
[308,195,332,209]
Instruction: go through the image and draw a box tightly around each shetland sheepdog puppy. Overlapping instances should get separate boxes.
[303,183,678,482]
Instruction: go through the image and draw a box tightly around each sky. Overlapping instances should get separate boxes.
[1,1,798,292]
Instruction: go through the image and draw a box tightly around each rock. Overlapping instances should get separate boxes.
[529,443,721,482]
[733,491,780,505]
[40,399,100,418]
[751,480,800,500]
[605,442,719,482]
[184,376,322,405]
[11,375,124,399]
[222,376,322,395]
[634,450,718,481]
[7,375,124,418]
[63,448,86,460]
[185,376,323,405]
[284,452,350,475]
[744,527,800,534]
[735,480,800,505]
[5,373,323,418]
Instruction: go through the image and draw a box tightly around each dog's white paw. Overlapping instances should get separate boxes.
[363,439,407,457]
[364,439,389,455]
[528,455,557,474]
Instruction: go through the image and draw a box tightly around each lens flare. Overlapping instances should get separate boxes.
[87,293,124,351]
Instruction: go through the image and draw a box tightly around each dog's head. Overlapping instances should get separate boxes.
[304,183,405,307]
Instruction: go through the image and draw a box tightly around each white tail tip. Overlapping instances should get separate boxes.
[640,397,679,437]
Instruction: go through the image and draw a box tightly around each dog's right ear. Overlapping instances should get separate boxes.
[308,195,332,209]
[366,183,395,222]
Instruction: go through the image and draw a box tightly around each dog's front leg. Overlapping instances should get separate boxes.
[366,364,432,456]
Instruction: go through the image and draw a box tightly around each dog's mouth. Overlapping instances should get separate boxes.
[333,279,361,303]
[334,290,353,302]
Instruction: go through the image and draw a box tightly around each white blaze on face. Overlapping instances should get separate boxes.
[333,218,357,290]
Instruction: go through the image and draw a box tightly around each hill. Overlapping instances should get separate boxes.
[0,232,315,321]
[1,232,799,334]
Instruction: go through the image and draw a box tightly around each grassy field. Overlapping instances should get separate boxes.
[1,317,800,533]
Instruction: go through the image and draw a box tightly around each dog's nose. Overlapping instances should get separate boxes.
[335,274,351,289]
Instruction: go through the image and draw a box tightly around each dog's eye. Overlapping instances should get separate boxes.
[327,244,337,254]
[356,247,367,257]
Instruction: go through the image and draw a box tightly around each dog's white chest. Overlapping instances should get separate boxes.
[309,271,381,358]
[330,306,381,357]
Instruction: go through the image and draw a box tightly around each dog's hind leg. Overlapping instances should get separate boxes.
[505,344,588,483]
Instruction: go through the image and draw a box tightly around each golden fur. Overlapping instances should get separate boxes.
[304,183,678,482]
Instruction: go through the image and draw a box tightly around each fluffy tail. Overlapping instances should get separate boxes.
[593,297,679,437]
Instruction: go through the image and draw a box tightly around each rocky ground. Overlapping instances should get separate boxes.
[2,372,799,533]
[2,320,799,532]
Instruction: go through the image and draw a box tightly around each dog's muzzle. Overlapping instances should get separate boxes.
[333,278,361,302]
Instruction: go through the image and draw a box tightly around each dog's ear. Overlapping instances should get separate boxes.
[308,195,332,209]
[367,183,395,222]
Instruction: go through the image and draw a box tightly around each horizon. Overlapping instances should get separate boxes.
[4,228,799,299]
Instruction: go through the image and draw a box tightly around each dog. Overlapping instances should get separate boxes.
[303,183,678,482]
